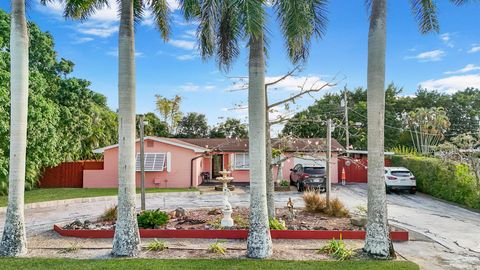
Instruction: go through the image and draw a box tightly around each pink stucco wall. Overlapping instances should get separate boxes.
[83,139,339,188]
[83,139,199,188]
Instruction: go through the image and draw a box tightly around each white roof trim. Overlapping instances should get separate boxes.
[346,150,395,156]
[93,136,207,154]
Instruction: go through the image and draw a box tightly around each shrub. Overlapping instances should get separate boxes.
[100,205,117,222]
[318,239,353,261]
[137,209,169,229]
[303,190,327,212]
[392,155,480,209]
[208,241,226,255]
[303,191,350,217]
[269,218,287,230]
[146,239,168,251]
[325,198,350,218]
[279,180,290,187]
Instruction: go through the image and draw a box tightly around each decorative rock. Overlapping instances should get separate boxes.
[174,207,187,218]
[208,208,222,215]
[351,216,367,227]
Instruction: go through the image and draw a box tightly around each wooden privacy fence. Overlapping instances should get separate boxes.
[338,157,392,183]
[38,160,104,188]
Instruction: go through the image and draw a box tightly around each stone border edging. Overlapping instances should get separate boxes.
[53,225,409,241]
[0,191,200,214]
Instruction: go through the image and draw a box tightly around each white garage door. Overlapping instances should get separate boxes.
[293,155,326,167]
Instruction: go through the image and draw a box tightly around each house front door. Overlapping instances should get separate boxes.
[212,154,224,178]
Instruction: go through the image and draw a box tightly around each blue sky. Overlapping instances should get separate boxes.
[1,1,480,128]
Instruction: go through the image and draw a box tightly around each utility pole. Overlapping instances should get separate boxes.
[139,114,146,211]
[342,88,350,156]
[326,119,332,206]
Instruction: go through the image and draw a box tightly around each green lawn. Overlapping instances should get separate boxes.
[0,188,196,207]
[0,258,419,270]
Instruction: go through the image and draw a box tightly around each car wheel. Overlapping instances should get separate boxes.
[290,176,294,185]
[409,187,417,194]
[386,185,391,194]
[297,181,303,192]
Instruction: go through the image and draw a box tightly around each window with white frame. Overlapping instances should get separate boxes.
[136,153,167,171]
[234,153,249,170]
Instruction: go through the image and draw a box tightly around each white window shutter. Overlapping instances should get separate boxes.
[229,154,233,170]
[166,152,172,172]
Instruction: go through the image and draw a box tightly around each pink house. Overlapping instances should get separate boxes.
[83,136,344,188]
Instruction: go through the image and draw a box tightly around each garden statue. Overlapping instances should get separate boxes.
[216,170,234,227]
[287,197,295,220]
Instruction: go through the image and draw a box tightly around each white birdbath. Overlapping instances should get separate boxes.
[216,170,234,227]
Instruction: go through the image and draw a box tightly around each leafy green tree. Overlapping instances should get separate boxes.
[176,112,209,138]
[155,94,182,134]
[136,113,169,137]
[209,118,248,139]
[0,10,118,256]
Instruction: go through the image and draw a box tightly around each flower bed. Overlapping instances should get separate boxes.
[53,207,408,241]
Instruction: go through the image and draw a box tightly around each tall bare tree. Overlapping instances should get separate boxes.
[0,0,29,257]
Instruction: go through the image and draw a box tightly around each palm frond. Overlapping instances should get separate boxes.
[149,0,171,40]
[179,0,201,20]
[134,0,145,25]
[216,0,241,70]
[449,0,473,5]
[61,0,110,20]
[235,0,266,39]
[410,0,440,34]
[274,0,328,63]
[198,0,221,59]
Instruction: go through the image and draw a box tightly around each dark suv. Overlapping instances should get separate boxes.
[289,164,326,192]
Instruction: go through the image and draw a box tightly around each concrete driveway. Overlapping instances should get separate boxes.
[0,184,479,269]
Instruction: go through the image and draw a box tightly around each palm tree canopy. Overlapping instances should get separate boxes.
[40,0,171,40]
[366,0,440,34]
[181,0,328,70]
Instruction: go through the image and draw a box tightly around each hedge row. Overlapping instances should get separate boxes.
[391,155,480,209]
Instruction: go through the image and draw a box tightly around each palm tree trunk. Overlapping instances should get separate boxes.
[0,0,29,257]
[112,0,140,257]
[364,0,394,259]
[265,94,275,219]
[246,32,273,259]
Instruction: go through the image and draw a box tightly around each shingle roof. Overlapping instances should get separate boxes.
[178,138,344,152]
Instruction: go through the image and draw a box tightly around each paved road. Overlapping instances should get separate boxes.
[1,184,479,269]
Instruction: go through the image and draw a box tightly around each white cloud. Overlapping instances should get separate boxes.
[169,39,197,50]
[405,49,445,62]
[77,22,118,37]
[468,45,480,54]
[181,30,197,39]
[177,83,216,92]
[176,53,198,61]
[440,33,454,48]
[445,64,480,75]
[179,83,200,92]
[419,74,480,94]
[72,37,94,44]
[265,75,332,92]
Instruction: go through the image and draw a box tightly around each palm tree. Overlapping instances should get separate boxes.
[180,0,327,258]
[41,0,170,257]
[0,0,29,257]
[364,0,439,258]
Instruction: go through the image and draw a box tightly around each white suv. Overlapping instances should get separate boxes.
[385,167,416,194]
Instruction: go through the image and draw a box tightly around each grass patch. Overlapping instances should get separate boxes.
[0,258,419,270]
[0,188,196,207]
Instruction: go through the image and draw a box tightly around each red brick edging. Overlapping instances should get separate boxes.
[53,225,408,241]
